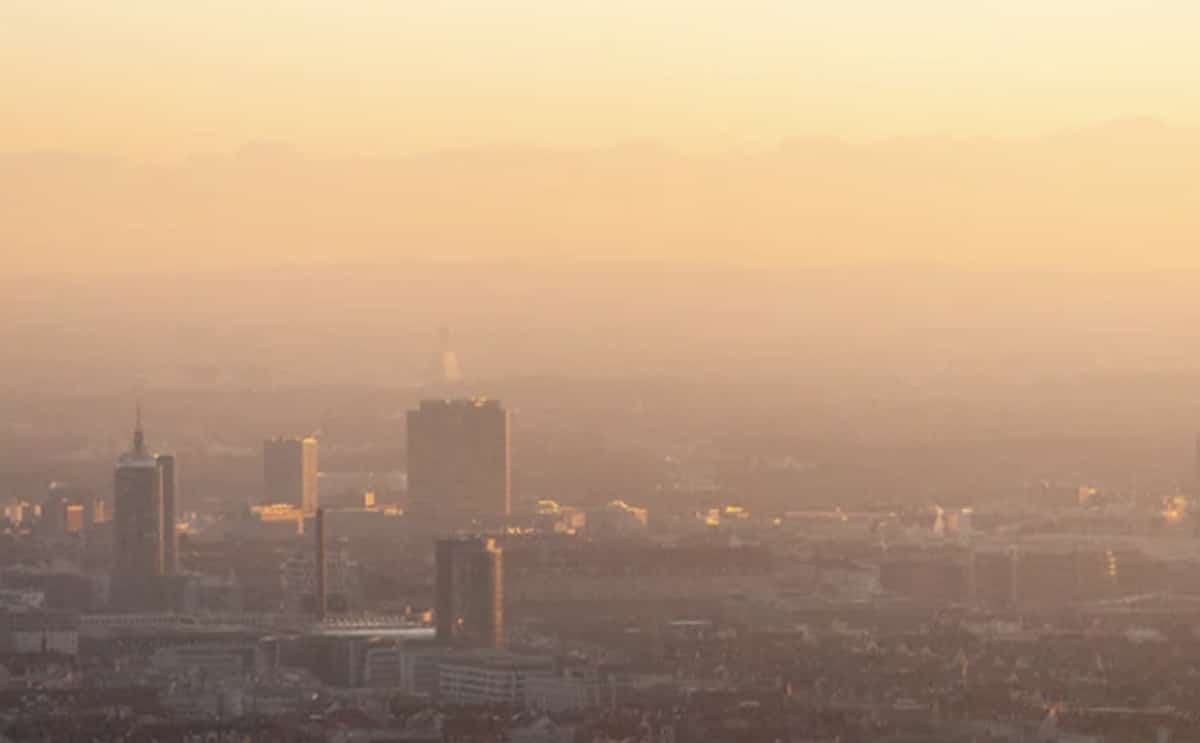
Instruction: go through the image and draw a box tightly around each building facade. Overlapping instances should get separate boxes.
[407,399,510,522]
[0,611,79,656]
[112,416,167,612]
[280,548,359,614]
[438,653,552,707]
[436,537,504,649]
[156,454,178,575]
[263,436,319,513]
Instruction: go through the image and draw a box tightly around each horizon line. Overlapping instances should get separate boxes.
[0,115,1185,166]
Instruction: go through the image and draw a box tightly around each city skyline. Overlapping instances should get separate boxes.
[4,3,1200,738]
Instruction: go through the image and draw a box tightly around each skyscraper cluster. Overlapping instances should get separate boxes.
[105,396,512,620]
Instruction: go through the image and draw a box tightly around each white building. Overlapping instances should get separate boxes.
[0,611,79,655]
[438,652,553,707]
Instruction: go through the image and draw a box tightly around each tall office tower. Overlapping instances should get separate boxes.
[156,454,178,576]
[112,410,165,611]
[407,398,510,521]
[263,436,319,513]
[435,537,504,648]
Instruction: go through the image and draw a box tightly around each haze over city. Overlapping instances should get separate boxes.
[4,3,1200,742]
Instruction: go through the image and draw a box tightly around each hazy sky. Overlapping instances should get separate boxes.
[4,1,1199,159]
[4,2,1200,274]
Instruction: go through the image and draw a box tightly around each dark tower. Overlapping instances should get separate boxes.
[112,406,166,611]
[156,454,178,576]
[263,436,319,513]
[315,507,327,621]
[435,537,504,649]
[407,399,511,524]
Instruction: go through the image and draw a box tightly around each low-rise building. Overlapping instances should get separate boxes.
[526,665,616,713]
[438,652,554,707]
[0,610,79,656]
[151,638,266,676]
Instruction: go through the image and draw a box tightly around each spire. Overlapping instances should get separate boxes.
[433,326,462,384]
[133,401,145,452]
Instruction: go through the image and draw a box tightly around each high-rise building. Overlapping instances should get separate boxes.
[435,537,504,649]
[263,436,319,513]
[157,454,178,576]
[112,411,166,611]
[407,399,510,521]
[41,482,73,536]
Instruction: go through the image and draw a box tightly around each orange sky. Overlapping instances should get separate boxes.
[3,2,1199,274]
[4,1,1200,159]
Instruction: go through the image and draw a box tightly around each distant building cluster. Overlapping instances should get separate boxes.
[6,397,1200,742]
